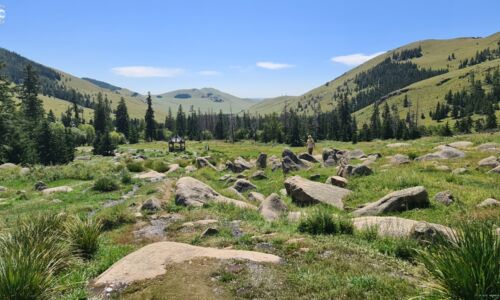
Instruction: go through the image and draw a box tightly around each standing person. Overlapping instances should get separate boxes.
[306,135,315,155]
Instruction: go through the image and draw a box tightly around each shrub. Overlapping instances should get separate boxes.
[95,205,135,231]
[375,238,418,261]
[418,221,500,299]
[121,170,132,184]
[93,177,119,192]
[127,161,144,172]
[65,217,102,260]
[150,160,169,173]
[337,217,354,235]
[298,209,338,235]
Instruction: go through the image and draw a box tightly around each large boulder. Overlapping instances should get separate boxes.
[434,191,454,206]
[232,179,257,193]
[298,153,319,163]
[0,163,17,170]
[282,156,304,173]
[42,186,73,195]
[196,157,217,170]
[251,170,267,180]
[259,193,288,221]
[166,164,180,174]
[284,176,350,209]
[488,165,500,174]
[476,143,499,153]
[416,146,465,161]
[226,157,253,173]
[347,149,366,159]
[282,149,306,168]
[175,177,256,209]
[248,192,265,203]
[338,164,373,177]
[256,153,267,169]
[478,156,499,168]
[133,170,166,182]
[325,175,348,188]
[353,186,429,216]
[92,241,281,288]
[352,216,453,241]
[141,198,162,211]
[447,141,473,149]
[390,154,410,165]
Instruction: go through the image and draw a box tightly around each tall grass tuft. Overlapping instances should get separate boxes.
[65,217,102,260]
[0,214,71,300]
[298,209,338,235]
[419,220,500,299]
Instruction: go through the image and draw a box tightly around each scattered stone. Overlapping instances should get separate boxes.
[256,153,267,169]
[386,142,410,148]
[196,157,217,170]
[284,175,350,209]
[347,149,366,159]
[353,186,429,216]
[325,175,348,188]
[298,153,319,163]
[416,146,466,161]
[435,165,451,172]
[181,219,218,228]
[259,193,288,221]
[42,186,73,195]
[251,170,267,180]
[309,174,321,181]
[350,165,373,176]
[134,219,168,240]
[0,186,6,192]
[175,177,257,209]
[323,157,337,167]
[19,167,30,176]
[477,198,500,208]
[226,157,253,173]
[141,198,162,211]
[488,165,500,174]
[447,141,473,149]
[166,164,180,174]
[282,149,306,169]
[434,191,454,206]
[353,216,453,241]
[92,242,281,288]
[287,211,303,222]
[232,179,257,193]
[452,167,467,174]
[476,143,500,153]
[230,220,244,238]
[133,170,166,182]
[184,165,197,173]
[103,199,125,208]
[248,192,265,203]
[201,227,219,238]
[390,154,410,165]
[34,181,48,191]
[478,156,499,168]
[282,156,302,173]
[322,148,336,162]
[0,163,17,169]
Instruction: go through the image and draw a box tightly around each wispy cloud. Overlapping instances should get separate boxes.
[111,66,184,78]
[0,6,6,24]
[198,70,221,76]
[330,51,386,66]
[256,61,294,70]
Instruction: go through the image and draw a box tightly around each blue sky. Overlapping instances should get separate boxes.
[0,1,499,98]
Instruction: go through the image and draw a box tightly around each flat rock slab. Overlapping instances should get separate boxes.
[353,186,429,216]
[476,143,500,153]
[284,175,350,209]
[42,186,73,195]
[390,154,410,165]
[447,141,473,149]
[133,170,166,182]
[416,146,465,161]
[386,143,410,148]
[175,177,256,210]
[93,241,281,287]
[352,216,453,239]
[478,156,499,168]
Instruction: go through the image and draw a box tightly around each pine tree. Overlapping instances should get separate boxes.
[381,103,393,139]
[144,92,155,142]
[37,120,54,165]
[485,103,497,129]
[47,110,56,123]
[61,106,73,127]
[370,102,381,138]
[165,107,174,131]
[440,121,453,137]
[214,110,226,140]
[72,101,80,126]
[115,97,130,138]
[129,124,139,144]
[176,105,186,137]
[92,93,116,155]
[20,64,44,126]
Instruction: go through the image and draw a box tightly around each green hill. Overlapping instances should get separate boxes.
[249,32,500,125]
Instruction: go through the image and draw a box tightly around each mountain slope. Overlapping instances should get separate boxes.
[249,32,500,125]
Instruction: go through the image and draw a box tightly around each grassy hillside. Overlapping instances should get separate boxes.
[153,87,255,114]
[249,32,500,125]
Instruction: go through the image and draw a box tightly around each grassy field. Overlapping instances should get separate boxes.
[0,133,498,299]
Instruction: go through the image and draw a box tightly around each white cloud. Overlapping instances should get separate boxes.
[198,70,221,76]
[0,7,6,24]
[330,51,386,66]
[111,66,184,78]
[256,61,294,70]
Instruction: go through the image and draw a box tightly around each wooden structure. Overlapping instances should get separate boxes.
[168,135,185,152]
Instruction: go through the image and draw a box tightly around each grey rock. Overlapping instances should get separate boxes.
[298,153,319,163]
[256,153,267,169]
[284,175,350,209]
[488,165,500,174]
[325,175,348,188]
[0,163,17,169]
[476,143,500,153]
[390,154,410,165]
[350,165,373,176]
[452,167,467,174]
[478,156,499,168]
[34,181,48,191]
[0,186,7,192]
[477,198,500,208]
[232,179,257,193]
[248,192,265,203]
[347,149,366,159]
[282,149,306,168]
[196,157,217,170]
[259,193,288,221]
[141,198,162,211]
[353,186,429,216]
[251,170,267,180]
[201,227,219,238]
[434,191,454,206]
[416,146,465,161]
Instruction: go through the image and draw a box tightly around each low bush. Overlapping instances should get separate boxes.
[126,161,144,172]
[95,205,135,231]
[65,217,102,260]
[298,209,337,235]
[93,177,119,192]
[121,170,132,184]
[418,220,500,299]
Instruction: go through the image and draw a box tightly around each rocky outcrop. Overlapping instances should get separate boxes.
[232,179,257,193]
[447,141,473,149]
[353,216,453,241]
[488,165,500,174]
[226,157,253,173]
[347,149,366,159]
[175,177,256,209]
[476,143,499,153]
[477,198,500,208]
[353,186,429,216]
[0,163,16,169]
[256,153,267,169]
[284,175,350,209]
[92,241,281,288]
[282,149,306,168]
[478,156,499,168]
[251,170,267,180]
[338,164,373,177]
[390,154,410,165]
[42,186,73,195]
[416,146,465,161]
[325,176,348,188]
[298,153,319,163]
[434,191,454,206]
[259,193,288,221]
[248,192,265,203]
[196,157,217,170]
[133,171,166,182]
[141,198,162,211]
